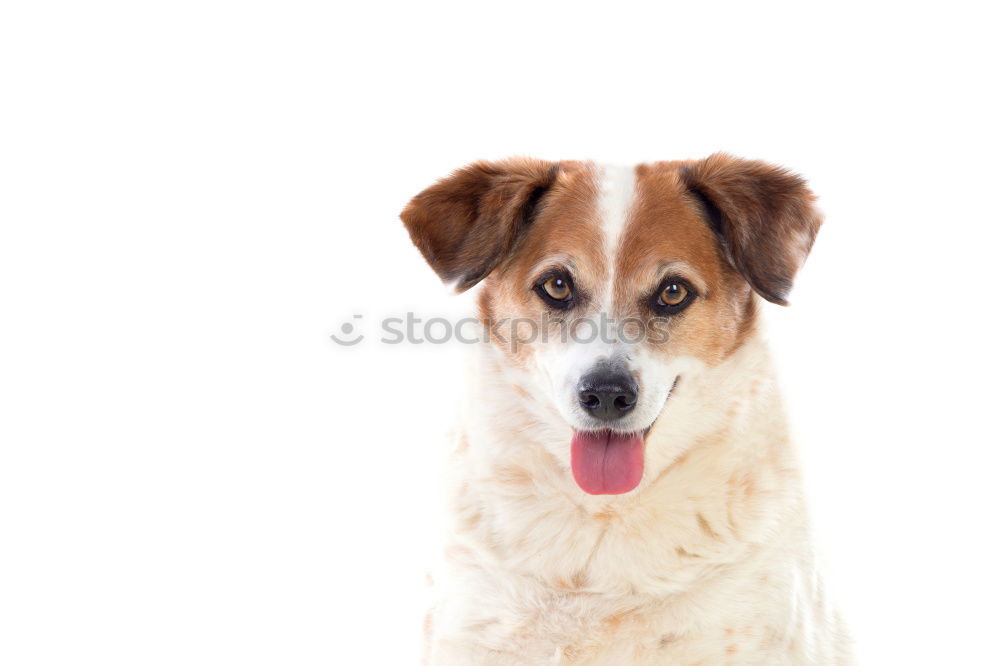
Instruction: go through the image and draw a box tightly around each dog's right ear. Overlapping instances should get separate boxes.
[400,158,559,292]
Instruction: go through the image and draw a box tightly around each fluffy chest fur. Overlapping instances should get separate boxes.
[424,338,850,665]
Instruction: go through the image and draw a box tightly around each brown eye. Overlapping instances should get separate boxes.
[543,276,572,301]
[535,273,576,309]
[659,283,688,306]
[654,279,696,314]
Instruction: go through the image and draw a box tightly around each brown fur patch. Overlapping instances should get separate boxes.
[458,506,482,532]
[471,162,606,365]
[494,465,533,486]
[603,610,634,630]
[552,570,589,590]
[675,545,703,558]
[696,513,721,540]
[616,162,759,365]
[400,158,560,291]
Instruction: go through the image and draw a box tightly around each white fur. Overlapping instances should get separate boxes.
[597,164,636,301]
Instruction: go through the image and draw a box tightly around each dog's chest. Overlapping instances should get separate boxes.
[435,558,801,666]
[435,494,805,664]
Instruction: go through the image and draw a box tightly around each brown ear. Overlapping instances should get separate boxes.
[681,153,823,305]
[400,158,559,291]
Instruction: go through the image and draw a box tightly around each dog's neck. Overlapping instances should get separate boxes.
[448,330,806,598]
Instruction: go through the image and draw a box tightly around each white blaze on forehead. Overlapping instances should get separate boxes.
[596,164,637,310]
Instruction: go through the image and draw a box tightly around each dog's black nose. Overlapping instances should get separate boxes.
[577,370,638,421]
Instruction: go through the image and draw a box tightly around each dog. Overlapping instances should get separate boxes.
[400,155,852,665]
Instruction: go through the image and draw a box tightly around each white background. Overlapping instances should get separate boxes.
[2,1,998,664]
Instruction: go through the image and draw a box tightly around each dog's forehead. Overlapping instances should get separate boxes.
[504,162,605,282]
[523,162,723,296]
[617,163,726,297]
[594,163,637,275]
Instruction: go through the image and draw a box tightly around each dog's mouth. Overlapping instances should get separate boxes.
[569,377,677,496]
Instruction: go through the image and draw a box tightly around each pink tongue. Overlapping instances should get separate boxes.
[570,431,644,495]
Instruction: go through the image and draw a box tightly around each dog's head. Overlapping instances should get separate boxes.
[401,155,821,495]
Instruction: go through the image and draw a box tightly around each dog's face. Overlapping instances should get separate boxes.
[402,155,821,495]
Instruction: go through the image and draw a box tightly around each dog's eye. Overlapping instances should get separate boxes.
[543,276,572,301]
[659,283,688,306]
[653,279,695,314]
[535,273,575,309]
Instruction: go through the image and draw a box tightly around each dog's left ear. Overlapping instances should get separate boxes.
[400,158,559,292]
[681,153,823,305]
